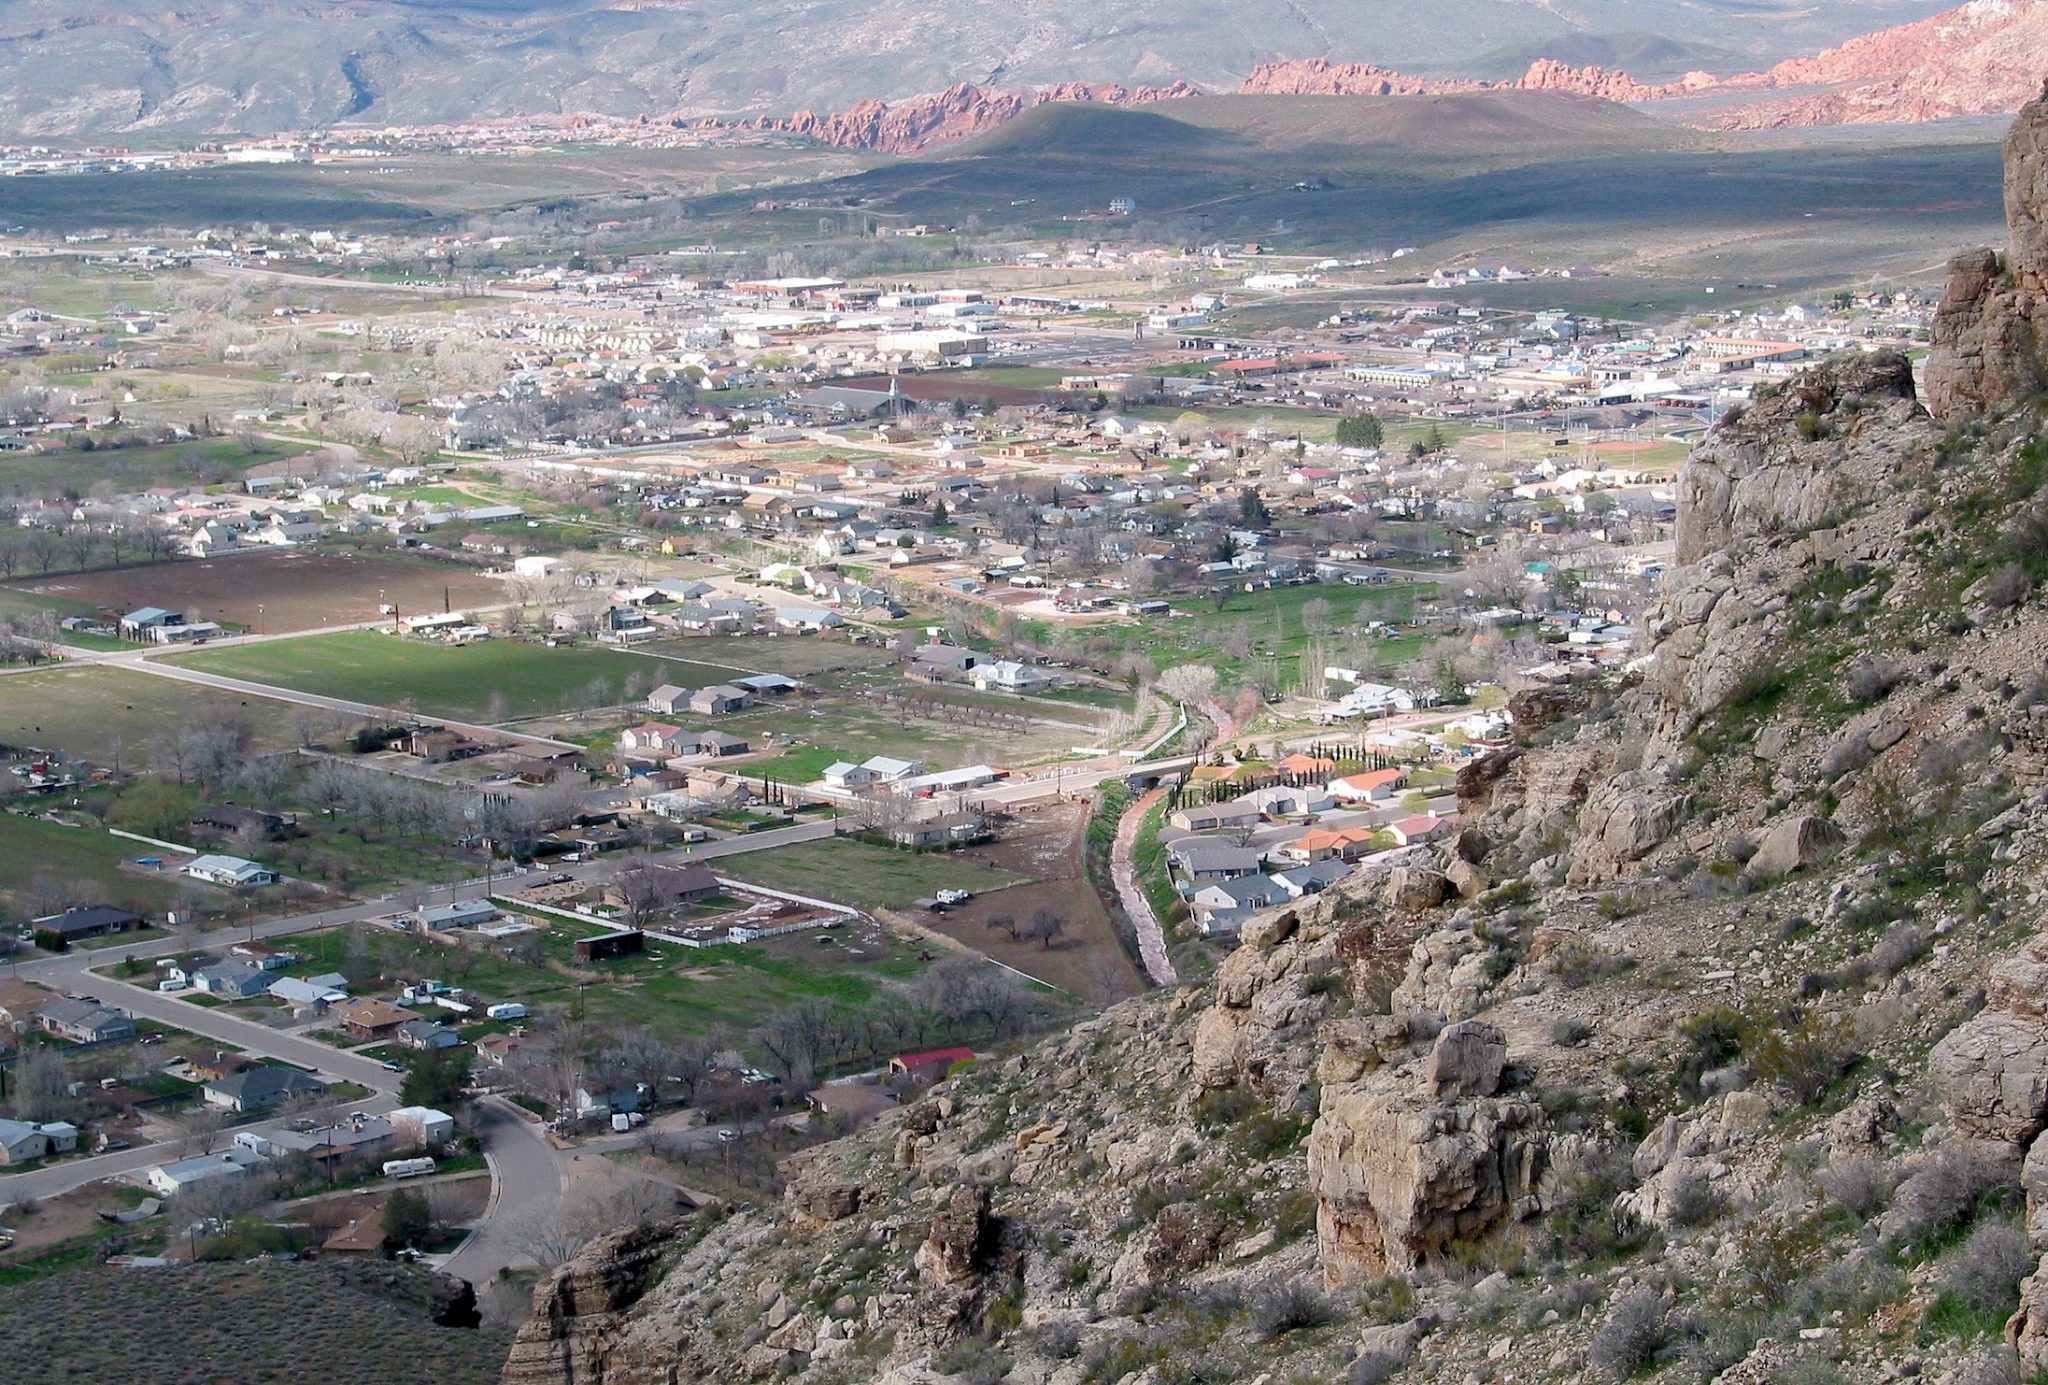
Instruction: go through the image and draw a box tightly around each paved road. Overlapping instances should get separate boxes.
[442,1096,565,1283]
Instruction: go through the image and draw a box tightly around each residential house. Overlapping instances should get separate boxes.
[774,606,843,632]
[1236,784,1334,819]
[192,960,273,999]
[0,1119,52,1164]
[183,854,276,888]
[1191,876,1281,915]
[602,863,719,913]
[1273,753,1336,778]
[689,685,752,716]
[336,998,412,1039]
[676,730,751,758]
[1275,826,1379,865]
[890,1046,975,1081]
[860,755,924,783]
[1389,813,1448,846]
[620,721,689,755]
[418,899,500,931]
[888,812,991,848]
[1168,802,1259,834]
[1168,840,1262,881]
[1327,768,1409,803]
[118,606,182,640]
[31,905,141,943]
[191,803,298,839]
[148,1147,261,1196]
[397,1019,462,1051]
[823,761,878,789]
[646,684,690,716]
[1271,861,1353,898]
[203,1065,326,1113]
[274,1114,398,1164]
[268,976,346,1011]
[35,998,136,1044]
[969,660,1056,693]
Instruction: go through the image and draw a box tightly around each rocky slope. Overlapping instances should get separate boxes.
[499,88,2048,1385]
[716,81,1203,156]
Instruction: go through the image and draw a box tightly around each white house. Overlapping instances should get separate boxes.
[184,854,276,888]
[147,1147,261,1197]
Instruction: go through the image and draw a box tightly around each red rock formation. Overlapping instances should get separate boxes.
[1237,59,1477,98]
[706,1,2048,154]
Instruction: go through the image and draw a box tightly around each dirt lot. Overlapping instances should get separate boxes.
[919,800,1142,1004]
[19,550,510,633]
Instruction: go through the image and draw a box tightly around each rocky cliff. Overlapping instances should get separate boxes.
[501,96,2048,1385]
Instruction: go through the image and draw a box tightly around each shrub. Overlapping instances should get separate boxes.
[1872,924,1931,977]
[1844,656,1905,704]
[1983,562,2034,611]
[1347,1349,1401,1385]
[1950,1348,2023,1385]
[1815,1155,1895,1219]
[1248,1277,1334,1339]
[1750,1013,1859,1106]
[1664,1170,1720,1229]
[1890,1143,2021,1260]
[1939,1218,2032,1322]
[1587,1288,1666,1379]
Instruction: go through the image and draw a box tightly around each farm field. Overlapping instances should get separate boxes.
[0,436,313,500]
[166,629,713,722]
[0,664,298,762]
[910,801,1142,1003]
[719,836,1031,911]
[1023,580,1435,691]
[642,635,897,678]
[283,914,935,1037]
[693,684,1102,775]
[0,813,181,917]
[17,549,511,633]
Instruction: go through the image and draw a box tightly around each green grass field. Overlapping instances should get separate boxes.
[720,836,1030,911]
[283,918,932,1036]
[0,437,313,499]
[0,814,180,919]
[0,664,298,763]
[1024,581,1433,691]
[168,630,733,721]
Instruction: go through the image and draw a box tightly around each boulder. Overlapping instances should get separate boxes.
[1751,813,1847,877]
[1425,1021,1506,1100]
[1931,1010,2048,1146]
[1309,1081,1546,1285]
[1383,866,1452,912]
[1567,773,1692,883]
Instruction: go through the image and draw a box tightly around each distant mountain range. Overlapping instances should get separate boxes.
[0,0,1961,137]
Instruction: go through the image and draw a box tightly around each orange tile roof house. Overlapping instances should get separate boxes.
[1275,826,1379,864]
[1328,768,1410,802]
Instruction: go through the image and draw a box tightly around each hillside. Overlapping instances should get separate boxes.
[0,1259,509,1384]
[497,93,2048,1385]
[0,0,1952,136]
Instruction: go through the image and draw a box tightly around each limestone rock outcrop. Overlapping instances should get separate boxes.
[1309,1075,1547,1286]
[1927,83,2048,418]
[501,1220,687,1385]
